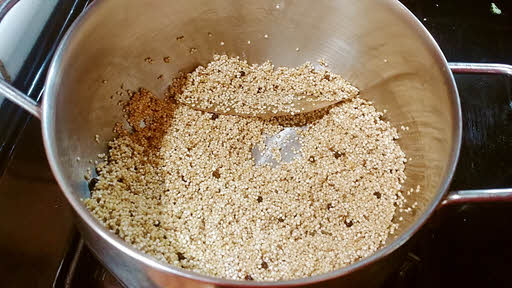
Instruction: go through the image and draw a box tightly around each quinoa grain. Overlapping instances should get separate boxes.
[177,55,358,116]
[84,56,408,281]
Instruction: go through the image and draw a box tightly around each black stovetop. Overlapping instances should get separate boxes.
[0,1,511,287]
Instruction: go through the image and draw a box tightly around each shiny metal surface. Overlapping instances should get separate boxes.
[0,0,90,178]
[41,0,462,286]
[0,0,20,21]
[253,127,303,166]
[0,0,59,99]
[442,188,512,206]
[0,78,40,117]
[449,62,512,75]
[0,0,488,286]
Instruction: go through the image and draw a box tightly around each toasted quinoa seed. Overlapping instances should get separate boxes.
[177,55,359,116]
[84,58,407,281]
[318,58,328,67]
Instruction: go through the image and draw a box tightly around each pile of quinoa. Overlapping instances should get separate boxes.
[177,55,359,116]
[84,56,408,281]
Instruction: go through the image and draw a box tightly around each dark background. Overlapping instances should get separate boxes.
[390,1,512,287]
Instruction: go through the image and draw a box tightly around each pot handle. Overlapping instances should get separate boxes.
[449,62,512,75]
[0,78,41,118]
[442,188,512,206]
[440,62,512,206]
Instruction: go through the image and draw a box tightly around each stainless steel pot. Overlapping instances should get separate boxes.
[1,0,512,287]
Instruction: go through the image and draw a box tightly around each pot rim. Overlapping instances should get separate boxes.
[41,0,462,286]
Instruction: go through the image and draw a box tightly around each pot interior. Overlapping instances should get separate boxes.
[44,0,460,284]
